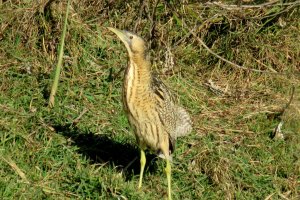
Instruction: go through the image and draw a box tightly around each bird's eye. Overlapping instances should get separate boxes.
[129,36,133,39]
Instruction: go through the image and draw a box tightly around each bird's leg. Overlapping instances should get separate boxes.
[165,158,172,200]
[160,140,172,200]
[138,149,146,188]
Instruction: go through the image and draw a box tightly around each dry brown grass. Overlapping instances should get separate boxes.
[1,0,299,199]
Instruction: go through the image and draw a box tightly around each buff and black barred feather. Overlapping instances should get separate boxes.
[108,27,192,200]
[109,28,192,159]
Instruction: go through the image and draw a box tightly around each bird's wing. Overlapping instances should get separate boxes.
[151,74,192,139]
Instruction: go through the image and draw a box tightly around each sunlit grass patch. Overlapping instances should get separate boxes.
[1,0,299,199]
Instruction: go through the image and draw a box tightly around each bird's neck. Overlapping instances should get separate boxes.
[123,53,151,107]
[127,54,151,86]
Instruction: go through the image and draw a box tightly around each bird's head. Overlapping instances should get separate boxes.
[108,27,147,58]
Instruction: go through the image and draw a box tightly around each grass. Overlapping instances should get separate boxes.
[1,0,300,199]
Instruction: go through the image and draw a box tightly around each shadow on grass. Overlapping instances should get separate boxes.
[53,124,158,180]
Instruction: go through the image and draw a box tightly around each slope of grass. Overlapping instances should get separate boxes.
[1,0,299,199]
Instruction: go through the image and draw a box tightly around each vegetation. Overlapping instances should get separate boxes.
[1,0,299,199]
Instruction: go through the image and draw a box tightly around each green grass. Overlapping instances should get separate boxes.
[1,0,300,199]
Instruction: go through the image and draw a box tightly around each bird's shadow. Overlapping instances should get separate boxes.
[53,124,158,181]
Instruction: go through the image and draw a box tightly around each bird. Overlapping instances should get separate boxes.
[108,27,192,200]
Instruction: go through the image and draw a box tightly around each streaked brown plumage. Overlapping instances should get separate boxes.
[108,27,192,200]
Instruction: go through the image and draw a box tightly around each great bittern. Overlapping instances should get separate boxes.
[108,27,192,200]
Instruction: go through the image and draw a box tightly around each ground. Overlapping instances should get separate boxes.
[0,0,299,199]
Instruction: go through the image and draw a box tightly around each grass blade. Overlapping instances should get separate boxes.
[48,0,71,108]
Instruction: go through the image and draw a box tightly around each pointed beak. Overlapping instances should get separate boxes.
[107,27,130,45]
